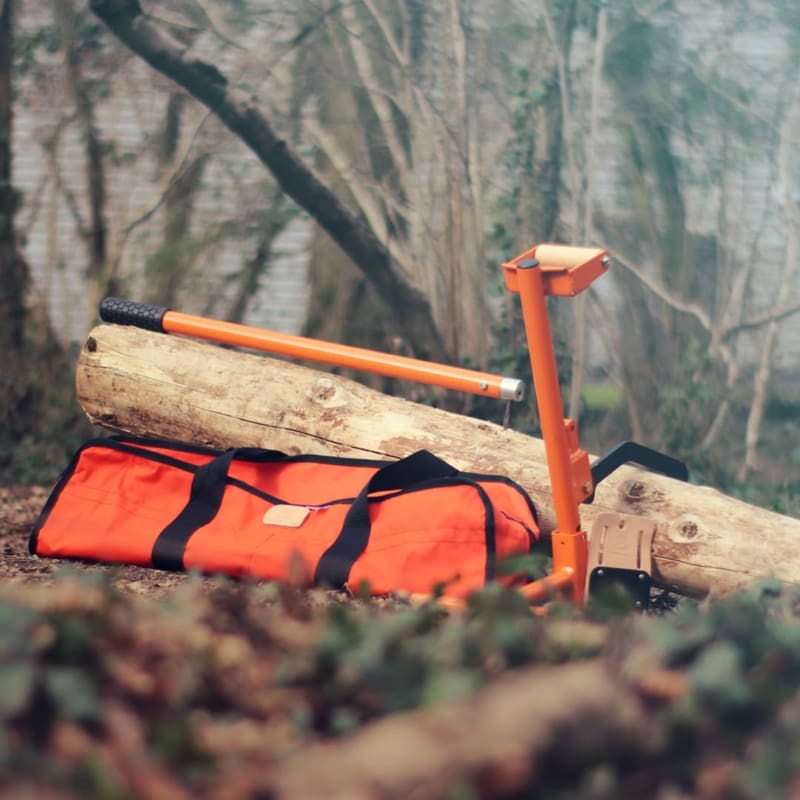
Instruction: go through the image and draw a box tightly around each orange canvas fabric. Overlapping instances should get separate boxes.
[30,436,539,599]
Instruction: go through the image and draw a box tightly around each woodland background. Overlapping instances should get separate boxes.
[1,3,800,798]
[0,0,798,513]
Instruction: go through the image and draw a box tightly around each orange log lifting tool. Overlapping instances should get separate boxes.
[100,242,687,607]
[500,244,608,605]
[498,244,687,606]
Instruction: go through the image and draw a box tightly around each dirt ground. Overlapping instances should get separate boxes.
[0,484,205,596]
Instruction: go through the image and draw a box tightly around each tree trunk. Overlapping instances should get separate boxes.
[0,0,32,441]
[75,323,800,600]
[0,0,27,353]
[55,0,112,304]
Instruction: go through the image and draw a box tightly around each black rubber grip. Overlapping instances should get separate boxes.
[100,298,168,332]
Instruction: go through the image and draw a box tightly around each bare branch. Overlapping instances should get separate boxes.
[677,52,774,129]
[190,0,247,51]
[738,80,800,481]
[569,4,607,420]
[724,301,800,339]
[541,0,579,239]
[89,0,446,359]
[108,108,212,275]
[361,0,405,67]
[605,249,713,332]
[336,0,412,178]
[302,114,416,278]
[17,172,48,240]
[50,154,89,240]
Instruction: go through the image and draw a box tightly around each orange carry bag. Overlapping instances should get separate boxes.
[29,436,539,598]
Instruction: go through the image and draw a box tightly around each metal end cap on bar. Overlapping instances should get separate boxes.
[500,377,525,402]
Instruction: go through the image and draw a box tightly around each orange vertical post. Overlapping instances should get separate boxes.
[514,259,582,534]
[502,245,609,603]
[514,258,587,602]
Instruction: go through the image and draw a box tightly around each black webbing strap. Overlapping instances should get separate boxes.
[313,450,459,589]
[151,447,287,570]
[151,448,239,570]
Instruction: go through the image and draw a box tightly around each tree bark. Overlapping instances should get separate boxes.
[76,324,800,600]
[88,0,446,362]
[0,0,33,443]
[55,0,109,292]
[0,0,27,353]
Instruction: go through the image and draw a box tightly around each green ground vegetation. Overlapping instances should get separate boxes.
[2,571,800,798]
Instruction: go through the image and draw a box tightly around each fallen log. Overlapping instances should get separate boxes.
[270,659,649,799]
[75,323,800,599]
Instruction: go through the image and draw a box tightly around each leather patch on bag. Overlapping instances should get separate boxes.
[262,505,310,528]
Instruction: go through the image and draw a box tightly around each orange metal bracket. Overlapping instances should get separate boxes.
[502,244,609,604]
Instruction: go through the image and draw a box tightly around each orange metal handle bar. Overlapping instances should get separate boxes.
[517,567,576,604]
[408,568,576,611]
[99,298,525,402]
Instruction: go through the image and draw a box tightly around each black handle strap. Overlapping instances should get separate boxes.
[586,440,689,504]
[152,447,459,579]
[151,447,287,570]
[314,450,459,589]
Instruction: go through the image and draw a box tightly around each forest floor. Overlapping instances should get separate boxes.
[1,485,207,596]
[2,484,800,799]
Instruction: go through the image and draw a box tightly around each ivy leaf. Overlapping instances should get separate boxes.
[44,667,100,723]
[0,663,36,720]
[689,641,752,713]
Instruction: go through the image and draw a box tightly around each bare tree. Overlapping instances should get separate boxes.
[54,0,112,304]
[0,0,91,476]
[597,0,800,480]
[143,90,210,306]
[89,0,448,362]
[0,0,28,355]
[0,0,34,443]
[278,0,509,367]
[739,81,800,480]
[564,1,608,420]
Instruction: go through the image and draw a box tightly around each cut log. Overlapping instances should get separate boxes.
[75,323,800,599]
[271,660,648,799]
